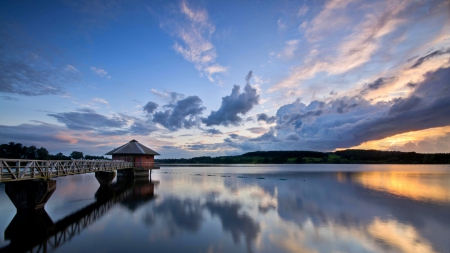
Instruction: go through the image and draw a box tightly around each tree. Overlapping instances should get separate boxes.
[1,142,27,158]
[36,147,50,160]
[70,151,84,159]
[26,146,37,159]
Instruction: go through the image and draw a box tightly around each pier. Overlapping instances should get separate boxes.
[1,177,157,253]
[0,139,160,212]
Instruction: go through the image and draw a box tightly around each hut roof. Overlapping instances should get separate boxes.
[105,140,160,155]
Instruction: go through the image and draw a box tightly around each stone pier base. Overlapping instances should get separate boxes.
[5,180,57,211]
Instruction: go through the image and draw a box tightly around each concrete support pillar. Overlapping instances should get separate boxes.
[95,171,116,185]
[5,180,57,211]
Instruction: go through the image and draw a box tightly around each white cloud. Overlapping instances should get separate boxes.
[276,40,300,59]
[92,97,109,104]
[90,66,108,77]
[268,0,423,94]
[163,0,227,83]
[277,19,287,31]
[305,0,353,42]
[297,5,309,17]
[65,64,79,72]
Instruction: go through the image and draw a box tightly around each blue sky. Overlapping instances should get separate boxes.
[1,0,449,158]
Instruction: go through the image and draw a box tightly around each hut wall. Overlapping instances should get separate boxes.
[134,155,155,168]
[112,155,133,162]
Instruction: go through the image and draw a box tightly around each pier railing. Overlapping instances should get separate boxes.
[0,159,134,182]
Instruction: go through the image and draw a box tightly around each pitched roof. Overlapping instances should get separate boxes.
[105,139,160,155]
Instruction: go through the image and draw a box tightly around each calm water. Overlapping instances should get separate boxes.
[1,164,450,253]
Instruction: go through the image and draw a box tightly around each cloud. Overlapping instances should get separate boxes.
[275,40,300,59]
[153,96,205,131]
[0,121,116,155]
[91,66,110,78]
[246,127,268,134]
[1,95,19,101]
[297,4,309,16]
[203,72,259,126]
[269,0,437,94]
[250,129,280,142]
[65,65,80,72]
[143,101,158,114]
[264,66,450,151]
[409,47,450,69]
[229,133,240,139]
[161,0,227,82]
[92,97,109,104]
[129,119,159,135]
[391,134,450,153]
[48,108,127,132]
[304,0,353,42]
[204,128,223,135]
[256,113,277,124]
[360,77,396,95]
[0,25,74,96]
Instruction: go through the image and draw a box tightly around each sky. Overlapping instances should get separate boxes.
[0,0,449,158]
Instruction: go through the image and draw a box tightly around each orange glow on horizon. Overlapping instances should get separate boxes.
[340,126,450,152]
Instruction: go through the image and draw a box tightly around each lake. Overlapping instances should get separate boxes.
[0,164,449,253]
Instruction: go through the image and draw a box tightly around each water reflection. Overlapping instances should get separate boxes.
[0,178,156,253]
[0,166,449,253]
[350,171,450,204]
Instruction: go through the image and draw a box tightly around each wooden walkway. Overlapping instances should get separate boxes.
[0,159,135,182]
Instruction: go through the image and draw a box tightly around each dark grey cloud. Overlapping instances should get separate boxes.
[245,70,253,84]
[184,143,225,151]
[250,129,279,142]
[360,77,395,95]
[410,47,450,69]
[203,73,259,126]
[48,108,127,131]
[204,128,223,135]
[229,134,240,139]
[406,82,417,88]
[153,96,205,131]
[143,101,158,114]
[129,120,159,135]
[263,66,450,151]
[246,127,268,134]
[256,113,277,124]
[245,117,255,122]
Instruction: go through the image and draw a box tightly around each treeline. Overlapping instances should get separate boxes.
[156,149,450,164]
[0,142,110,160]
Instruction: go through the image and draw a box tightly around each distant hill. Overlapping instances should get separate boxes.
[156,149,450,164]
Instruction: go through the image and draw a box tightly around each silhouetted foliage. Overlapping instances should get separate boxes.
[0,142,50,159]
[85,155,110,160]
[70,151,84,159]
[0,142,109,160]
[157,149,450,164]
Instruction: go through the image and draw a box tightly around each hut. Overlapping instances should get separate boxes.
[105,139,160,169]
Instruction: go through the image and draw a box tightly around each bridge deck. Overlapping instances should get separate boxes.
[0,159,159,182]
